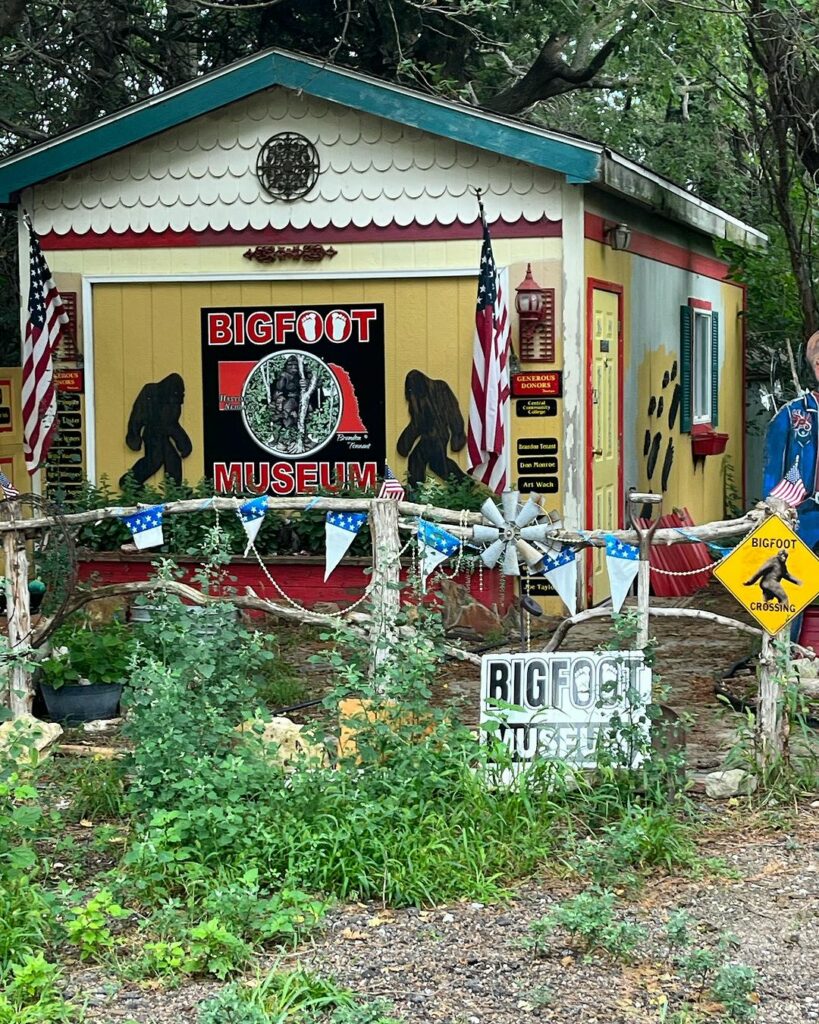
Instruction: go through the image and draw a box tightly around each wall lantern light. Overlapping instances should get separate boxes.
[514,264,556,362]
[604,221,632,251]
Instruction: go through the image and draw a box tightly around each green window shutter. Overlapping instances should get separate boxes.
[680,305,693,433]
[710,311,719,427]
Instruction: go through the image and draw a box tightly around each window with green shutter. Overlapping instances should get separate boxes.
[680,302,719,430]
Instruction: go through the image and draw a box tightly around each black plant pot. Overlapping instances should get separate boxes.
[40,683,122,726]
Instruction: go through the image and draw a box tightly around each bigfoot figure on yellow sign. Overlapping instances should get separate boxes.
[744,551,801,606]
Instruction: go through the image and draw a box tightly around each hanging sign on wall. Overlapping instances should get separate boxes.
[201,305,386,494]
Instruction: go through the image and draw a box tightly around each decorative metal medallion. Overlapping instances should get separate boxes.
[256,132,320,202]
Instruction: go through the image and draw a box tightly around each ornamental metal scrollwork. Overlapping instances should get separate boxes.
[256,132,320,202]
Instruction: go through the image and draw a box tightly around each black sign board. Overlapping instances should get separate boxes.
[522,575,557,597]
[518,476,559,493]
[517,457,558,474]
[45,465,84,484]
[517,438,558,455]
[201,305,386,495]
[0,408,9,427]
[515,398,557,418]
[57,394,81,413]
[58,412,82,431]
[50,430,82,449]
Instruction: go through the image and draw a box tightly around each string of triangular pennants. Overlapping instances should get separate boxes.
[119,501,642,615]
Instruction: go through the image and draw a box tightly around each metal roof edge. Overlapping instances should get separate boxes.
[601,151,767,248]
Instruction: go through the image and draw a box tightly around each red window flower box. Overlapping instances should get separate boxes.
[690,425,729,457]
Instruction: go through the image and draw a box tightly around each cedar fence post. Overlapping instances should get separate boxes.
[369,498,401,682]
[756,628,789,767]
[2,500,33,717]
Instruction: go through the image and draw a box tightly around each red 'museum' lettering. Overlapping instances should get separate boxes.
[270,462,294,495]
[214,462,242,490]
[296,463,319,491]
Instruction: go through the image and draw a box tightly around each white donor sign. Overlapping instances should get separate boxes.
[480,650,652,771]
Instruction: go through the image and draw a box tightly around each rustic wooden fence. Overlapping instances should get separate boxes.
[0,491,802,765]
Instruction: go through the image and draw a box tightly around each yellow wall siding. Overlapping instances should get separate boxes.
[583,238,744,529]
[92,276,490,488]
[75,238,564,492]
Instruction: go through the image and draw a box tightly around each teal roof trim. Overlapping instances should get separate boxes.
[0,50,599,204]
[267,53,599,184]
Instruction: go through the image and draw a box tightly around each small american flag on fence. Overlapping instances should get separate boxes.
[0,470,19,498]
[466,206,510,494]
[769,457,808,507]
[23,219,68,473]
[378,464,405,501]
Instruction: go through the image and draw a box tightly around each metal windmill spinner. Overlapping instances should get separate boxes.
[473,491,564,576]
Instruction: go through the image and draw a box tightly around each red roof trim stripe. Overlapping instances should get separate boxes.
[585,213,732,282]
[39,215,563,251]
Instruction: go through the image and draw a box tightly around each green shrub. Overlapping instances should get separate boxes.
[0,953,79,1023]
[526,889,646,961]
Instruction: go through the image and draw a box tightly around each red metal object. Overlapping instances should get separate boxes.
[77,554,514,613]
[798,606,819,654]
[634,508,712,598]
[691,424,729,457]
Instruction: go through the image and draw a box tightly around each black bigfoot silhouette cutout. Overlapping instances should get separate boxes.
[120,372,193,487]
[397,369,467,484]
[641,360,679,513]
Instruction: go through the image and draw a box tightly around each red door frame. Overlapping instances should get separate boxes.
[585,278,625,605]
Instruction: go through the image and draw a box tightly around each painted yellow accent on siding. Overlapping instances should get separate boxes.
[50,239,562,277]
[0,367,27,491]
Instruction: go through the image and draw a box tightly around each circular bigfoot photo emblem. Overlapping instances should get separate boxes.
[241,350,342,458]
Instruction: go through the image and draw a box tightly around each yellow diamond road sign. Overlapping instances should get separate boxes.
[713,514,819,635]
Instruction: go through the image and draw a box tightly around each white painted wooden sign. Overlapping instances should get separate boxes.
[480,650,652,773]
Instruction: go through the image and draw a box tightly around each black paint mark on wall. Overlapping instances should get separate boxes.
[668,385,680,430]
[397,369,467,484]
[641,359,680,499]
[647,433,662,478]
[661,439,675,490]
[120,373,192,487]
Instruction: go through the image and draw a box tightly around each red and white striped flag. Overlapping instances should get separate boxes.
[378,463,405,501]
[769,457,807,507]
[467,211,510,493]
[22,220,68,473]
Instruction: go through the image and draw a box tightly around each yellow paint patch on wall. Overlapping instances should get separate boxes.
[50,238,562,278]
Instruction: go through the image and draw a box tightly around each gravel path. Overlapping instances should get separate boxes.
[66,584,819,1023]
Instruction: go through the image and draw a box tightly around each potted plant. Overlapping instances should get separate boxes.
[38,619,136,725]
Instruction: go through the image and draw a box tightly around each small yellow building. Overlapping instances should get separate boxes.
[0,49,764,607]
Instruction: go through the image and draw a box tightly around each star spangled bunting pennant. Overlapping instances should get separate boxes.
[121,504,165,550]
[540,546,577,616]
[605,534,640,614]
[417,519,460,592]
[237,495,268,555]
[324,511,368,581]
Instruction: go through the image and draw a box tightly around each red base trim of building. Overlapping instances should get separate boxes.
[78,554,514,614]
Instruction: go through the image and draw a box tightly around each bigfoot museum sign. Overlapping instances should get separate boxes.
[201,304,386,494]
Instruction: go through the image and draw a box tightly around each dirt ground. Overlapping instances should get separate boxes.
[66,582,819,1024]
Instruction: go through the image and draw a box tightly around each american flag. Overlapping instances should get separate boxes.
[466,209,510,493]
[769,457,807,507]
[0,470,18,498]
[23,221,68,474]
[378,464,405,501]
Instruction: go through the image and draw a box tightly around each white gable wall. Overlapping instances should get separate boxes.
[28,88,562,237]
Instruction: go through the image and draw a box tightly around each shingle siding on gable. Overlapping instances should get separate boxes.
[29,89,562,238]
